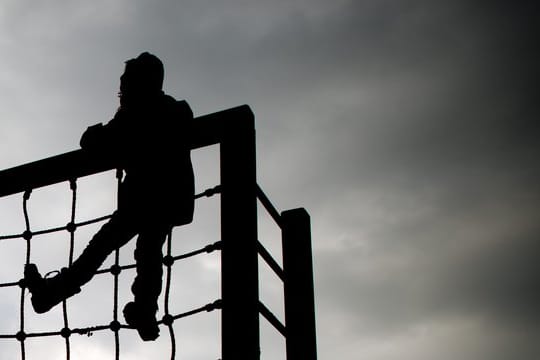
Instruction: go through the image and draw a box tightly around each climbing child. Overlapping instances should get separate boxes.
[24,52,195,341]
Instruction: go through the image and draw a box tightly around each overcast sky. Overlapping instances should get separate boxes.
[0,1,539,359]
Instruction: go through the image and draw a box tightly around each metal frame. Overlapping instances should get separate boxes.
[0,105,316,360]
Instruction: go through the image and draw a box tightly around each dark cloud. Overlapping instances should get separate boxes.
[1,1,539,359]
[303,2,540,358]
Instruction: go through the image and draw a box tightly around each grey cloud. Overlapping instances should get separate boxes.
[306,4,540,358]
[1,1,539,359]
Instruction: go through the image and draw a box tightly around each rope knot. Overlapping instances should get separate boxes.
[60,327,72,338]
[162,255,174,267]
[110,264,122,276]
[162,314,174,326]
[15,331,26,342]
[22,230,32,241]
[109,320,121,333]
[66,222,76,233]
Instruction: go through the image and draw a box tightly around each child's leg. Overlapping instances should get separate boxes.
[69,210,138,287]
[25,211,138,314]
[123,225,169,341]
[130,226,170,311]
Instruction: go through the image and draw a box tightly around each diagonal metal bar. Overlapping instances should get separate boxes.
[256,185,282,228]
[257,241,284,281]
[258,301,286,337]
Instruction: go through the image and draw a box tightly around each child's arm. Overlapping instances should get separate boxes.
[79,123,104,150]
[80,107,126,151]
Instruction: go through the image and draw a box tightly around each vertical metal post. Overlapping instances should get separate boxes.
[282,208,317,360]
[220,111,260,359]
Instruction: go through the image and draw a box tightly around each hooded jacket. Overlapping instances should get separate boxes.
[80,95,195,226]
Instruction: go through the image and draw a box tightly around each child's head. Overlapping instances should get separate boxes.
[119,52,164,105]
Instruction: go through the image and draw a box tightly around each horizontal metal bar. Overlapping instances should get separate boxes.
[0,105,253,198]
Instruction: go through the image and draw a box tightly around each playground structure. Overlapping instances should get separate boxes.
[0,105,317,360]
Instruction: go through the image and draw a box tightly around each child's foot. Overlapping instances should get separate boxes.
[123,301,160,341]
[24,264,81,314]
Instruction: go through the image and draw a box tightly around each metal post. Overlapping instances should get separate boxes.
[220,111,260,359]
[282,208,317,360]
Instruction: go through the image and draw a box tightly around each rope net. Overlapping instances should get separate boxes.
[0,170,223,360]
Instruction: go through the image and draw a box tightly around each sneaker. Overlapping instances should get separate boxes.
[24,264,81,314]
[123,301,160,341]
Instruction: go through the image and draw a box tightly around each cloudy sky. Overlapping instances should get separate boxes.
[0,1,539,359]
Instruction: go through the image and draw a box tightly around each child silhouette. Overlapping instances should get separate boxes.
[24,52,195,341]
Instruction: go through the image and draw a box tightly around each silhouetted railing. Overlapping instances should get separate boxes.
[256,186,317,360]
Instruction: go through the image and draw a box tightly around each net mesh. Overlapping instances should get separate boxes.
[0,171,222,360]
